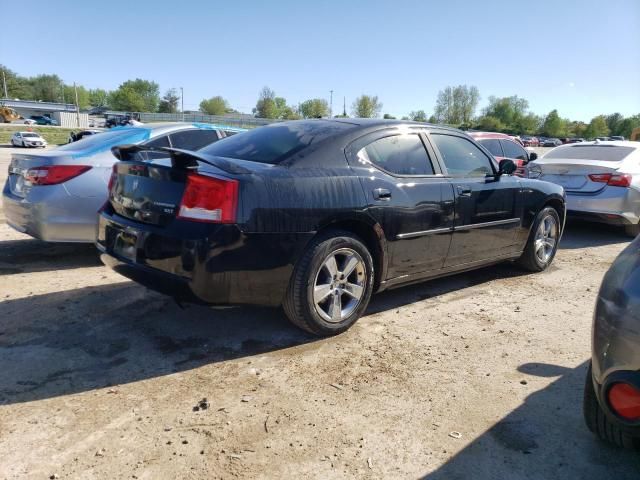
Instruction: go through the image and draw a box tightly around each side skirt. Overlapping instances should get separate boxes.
[377,251,523,292]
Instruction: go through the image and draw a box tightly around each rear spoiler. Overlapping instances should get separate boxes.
[111,145,251,174]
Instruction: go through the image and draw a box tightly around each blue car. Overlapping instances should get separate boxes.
[3,123,244,242]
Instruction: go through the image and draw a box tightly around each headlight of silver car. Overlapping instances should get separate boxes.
[527,163,542,179]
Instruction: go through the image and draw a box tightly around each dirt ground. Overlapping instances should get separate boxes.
[1,146,639,479]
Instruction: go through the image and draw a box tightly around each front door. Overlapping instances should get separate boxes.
[428,132,523,267]
[346,128,454,279]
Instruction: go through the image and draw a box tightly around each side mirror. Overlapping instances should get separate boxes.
[498,159,517,175]
[528,152,538,162]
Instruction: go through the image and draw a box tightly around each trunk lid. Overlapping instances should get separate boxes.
[110,160,189,226]
[534,159,624,194]
[7,152,68,197]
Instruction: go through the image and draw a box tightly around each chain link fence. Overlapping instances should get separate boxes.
[138,112,280,129]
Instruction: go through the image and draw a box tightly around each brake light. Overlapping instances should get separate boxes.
[608,383,640,420]
[177,173,238,223]
[25,165,91,185]
[588,173,632,187]
[108,164,117,192]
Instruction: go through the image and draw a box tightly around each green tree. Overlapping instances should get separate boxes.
[280,105,302,120]
[158,89,180,113]
[108,79,159,112]
[62,84,90,109]
[475,115,506,132]
[351,94,382,118]
[383,113,396,119]
[605,113,624,136]
[584,115,610,139]
[427,115,438,124]
[254,86,280,119]
[299,98,329,118]
[541,110,567,137]
[88,88,109,107]
[568,121,587,138]
[482,95,529,131]
[516,113,541,135]
[408,110,427,122]
[0,64,32,99]
[434,85,480,125]
[617,115,640,139]
[29,74,64,102]
[199,95,228,115]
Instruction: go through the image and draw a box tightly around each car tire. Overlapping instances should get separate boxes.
[517,206,560,272]
[21,141,26,148]
[283,229,374,336]
[624,223,640,238]
[583,362,639,450]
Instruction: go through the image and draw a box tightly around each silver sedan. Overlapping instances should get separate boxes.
[2,123,243,242]
[528,141,640,236]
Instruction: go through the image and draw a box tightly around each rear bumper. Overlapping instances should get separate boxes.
[2,180,103,242]
[96,211,314,306]
[566,186,640,226]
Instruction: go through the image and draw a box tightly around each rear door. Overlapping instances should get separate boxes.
[428,132,523,267]
[346,128,454,278]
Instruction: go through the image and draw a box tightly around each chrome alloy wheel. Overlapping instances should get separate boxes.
[534,214,558,264]
[313,248,366,323]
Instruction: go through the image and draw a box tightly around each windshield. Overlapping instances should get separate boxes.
[545,145,636,161]
[22,133,40,138]
[55,128,150,152]
[198,121,355,164]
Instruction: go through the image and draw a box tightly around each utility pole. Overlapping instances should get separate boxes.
[329,90,333,118]
[74,82,80,127]
[180,87,184,121]
[2,70,7,98]
[343,96,346,117]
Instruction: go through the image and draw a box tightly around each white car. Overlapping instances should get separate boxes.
[528,141,640,236]
[10,131,47,148]
[23,119,36,125]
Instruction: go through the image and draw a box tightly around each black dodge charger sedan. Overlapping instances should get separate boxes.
[97,119,566,335]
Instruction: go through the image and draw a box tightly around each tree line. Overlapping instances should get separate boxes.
[2,65,638,138]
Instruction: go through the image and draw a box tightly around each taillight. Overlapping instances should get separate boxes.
[25,165,91,185]
[608,383,640,420]
[108,164,117,192]
[177,173,238,223]
[588,173,632,187]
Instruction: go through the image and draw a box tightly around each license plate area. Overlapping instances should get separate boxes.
[113,229,140,262]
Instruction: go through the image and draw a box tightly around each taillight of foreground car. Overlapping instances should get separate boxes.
[25,165,92,185]
[588,173,632,187]
[177,172,238,223]
[608,382,640,420]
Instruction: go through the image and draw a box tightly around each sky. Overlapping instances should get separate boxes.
[1,0,639,121]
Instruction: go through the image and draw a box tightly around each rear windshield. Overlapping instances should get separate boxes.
[545,145,636,161]
[55,128,150,152]
[198,121,354,164]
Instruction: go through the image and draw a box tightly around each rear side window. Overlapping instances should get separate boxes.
[169,129,220,151]
[432,134,494,177]
[478,139,503,157]
[358,134,434,176]
[500,139,528,161]
[545,145,636,161]
[199,121,355,164]
[145,135,170,148]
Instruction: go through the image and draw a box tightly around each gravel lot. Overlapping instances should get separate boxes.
[0,145,639,479]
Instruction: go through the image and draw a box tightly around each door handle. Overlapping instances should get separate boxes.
[456,185,472,197]
[373,188,391,200]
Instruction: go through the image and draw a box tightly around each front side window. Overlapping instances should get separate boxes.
[501,140,528,161]
[478,139,503,157]
[431,134,494,177]
[358,134,434,176]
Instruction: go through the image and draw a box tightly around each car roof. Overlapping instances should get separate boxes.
[467,131,513,140]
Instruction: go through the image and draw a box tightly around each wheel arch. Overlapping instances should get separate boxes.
[312,216,388,292]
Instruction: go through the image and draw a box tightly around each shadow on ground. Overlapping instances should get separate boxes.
[0,238,101,274]
[560,220,630,250]
[422,361,640,480]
